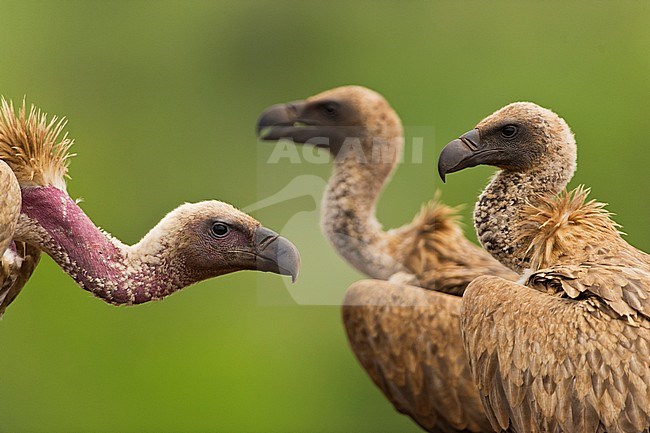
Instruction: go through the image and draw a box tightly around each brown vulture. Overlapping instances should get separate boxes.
[258,86,517,432]
[439,102,650,433]
[0,98,299,314]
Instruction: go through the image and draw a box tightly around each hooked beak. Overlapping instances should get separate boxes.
[438,128,491,182]
[256,100,318,142]
[256,99,360,152]
[252,226,301,282]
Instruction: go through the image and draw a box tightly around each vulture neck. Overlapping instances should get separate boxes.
[17,186,192,305]
[321,134,407,279]
[474,155,575,273]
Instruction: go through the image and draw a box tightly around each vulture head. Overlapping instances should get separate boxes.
[438,102,576,181]
[131,200,301,283]
[256,85,402,166]
[1,97,301,308]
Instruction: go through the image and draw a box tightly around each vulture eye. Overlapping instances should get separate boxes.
[320,102,340,118]
[501,125,518,138]
[210,222,229,238]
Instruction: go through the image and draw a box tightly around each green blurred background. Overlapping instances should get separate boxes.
[0,1,648,432]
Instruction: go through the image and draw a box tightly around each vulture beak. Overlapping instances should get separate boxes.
[256,100,309,141]
[253,226,301,282]
[438,128,487,182]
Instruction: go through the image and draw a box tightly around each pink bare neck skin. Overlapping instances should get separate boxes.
[19,186,185,305]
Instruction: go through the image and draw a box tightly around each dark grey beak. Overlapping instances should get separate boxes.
[256,100,308,141]
[438,129,483,182]
[253,226,301,282]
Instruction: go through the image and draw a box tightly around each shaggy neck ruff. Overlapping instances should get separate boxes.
[474,152,576,273]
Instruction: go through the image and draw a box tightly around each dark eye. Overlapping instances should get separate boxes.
[320,102,339,118]
[210,222,229,238]
[501,124,518,138]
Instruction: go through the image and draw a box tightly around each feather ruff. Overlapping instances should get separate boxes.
[0,97,73,190]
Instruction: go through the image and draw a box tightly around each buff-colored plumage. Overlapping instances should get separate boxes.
[517,186,624,270]
[343,280,494,433]
[403,195,516,295]
[446,103,650,433]
[0,98,73,190]
[464,188,650,433]
[342,198,513,432]
[258,86,517,432]
[342,197,511,432]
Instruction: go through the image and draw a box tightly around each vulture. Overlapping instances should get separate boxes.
[439,102,650,433]
[0,98,300,314]
[257,86,516,432]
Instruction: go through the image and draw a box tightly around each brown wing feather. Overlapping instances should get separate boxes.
[0,160,41,317]
[346,197,515,431]
[401,198,518,295]
[0,242,41,317]
[462,275,650,433]
[529,264,650,321]
[343,279,494,433]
